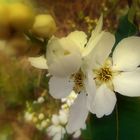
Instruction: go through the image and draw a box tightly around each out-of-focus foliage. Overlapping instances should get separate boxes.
[0,55,36,105]
[35,0,140,36]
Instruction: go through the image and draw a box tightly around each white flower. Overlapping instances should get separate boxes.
[37,96,45,104]
[40,119,49,128]
[28,29,85,77]
[48,15,113,133]
[61,91,78,107]
[46,33,85,77]
[47,106,84,139]
[47,109,68,140]
[24,112,34,122]
[38,113,45,120]
[46,15,104,77]
[47,125,66,140]
[86,36,140,118]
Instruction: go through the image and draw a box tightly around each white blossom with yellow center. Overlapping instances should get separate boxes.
[47,15,115,134]
[28,15,115,133]
[85,36,140,118]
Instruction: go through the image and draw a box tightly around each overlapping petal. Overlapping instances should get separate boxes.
[86,31,115,69]
[112,37,140,71]
[83,15,103,57]
[68,31,87,51]
[47,36,82,77]
[84,70,96,111]
[49,76,73,99]
[90,84,116,118]
[66,93,89,134]
[113,68,140,97]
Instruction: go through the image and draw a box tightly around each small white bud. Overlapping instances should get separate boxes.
[38,113,45,120]
[40,120,48,128]
[37,97,45,104]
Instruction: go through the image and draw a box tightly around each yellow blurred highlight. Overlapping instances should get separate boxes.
[9,3,35,31]
[32,14,57,38]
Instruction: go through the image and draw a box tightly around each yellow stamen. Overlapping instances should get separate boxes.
[72,70,84,93]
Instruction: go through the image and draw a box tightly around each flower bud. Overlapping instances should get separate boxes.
[9,3,35,31]
[32,14,57,38]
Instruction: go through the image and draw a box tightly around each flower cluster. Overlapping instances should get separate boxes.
[29,15,140,135]
[24,91,85,140]
[24,95,51,131]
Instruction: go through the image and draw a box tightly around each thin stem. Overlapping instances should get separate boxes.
[116,102,119,140]
[37,71,43,87]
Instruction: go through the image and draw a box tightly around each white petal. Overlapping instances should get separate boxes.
[112,36,140,71]
[113,68,140,97]
[48,53,81,77]
[81,123,86,130]
[73,130,81,138]
[58,110,68,125]
[28,56,48,69]
[85,32,115,69]
[49,76,73,99]
[84,70,96,111]
[68,31,87,51]
[47,125,61,136]
[52,115,59,125]
[85,15,103,52]
[53,133,62,140]
[47,126,55,136]
[66,93,89,134]
[47,36,82,77]
[83,31,103,57]
[61,127,66,135]
[91,84,116,118]
[91,14,103,38]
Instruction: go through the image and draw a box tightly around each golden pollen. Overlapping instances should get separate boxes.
[72,70,84,93]
[96,67,112,83]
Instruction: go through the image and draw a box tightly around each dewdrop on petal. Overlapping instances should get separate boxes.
[32,14,57,38]
[9,3,35,31]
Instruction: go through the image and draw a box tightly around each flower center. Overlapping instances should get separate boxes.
[95,67,113,83]
[71,70,84,93]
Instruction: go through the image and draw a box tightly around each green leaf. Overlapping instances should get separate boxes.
[82,111,116,140]
[82,95,140,140]
[112,13,138,52]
